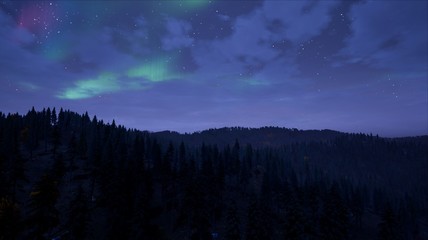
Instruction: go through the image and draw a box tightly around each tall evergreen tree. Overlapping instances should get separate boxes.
[68,186,89,239]
[319,183,349,240]
[0,197,21,240]
[284,191,305,240]
[245,197,272,240]
[378,203,403,240]
[27,174,60,239]
[225,201,240,240]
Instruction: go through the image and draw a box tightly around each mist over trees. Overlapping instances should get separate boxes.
[0,108,427,239]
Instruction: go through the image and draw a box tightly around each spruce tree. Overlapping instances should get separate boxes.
[225,201,240,240]
[27,174,60,239]
[0,197,21,240]
[319,183,349,240]
[68,186,89,239]
[245,197,271,240]
[378,203,403,240]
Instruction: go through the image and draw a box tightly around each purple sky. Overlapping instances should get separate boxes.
[0,0,427,137]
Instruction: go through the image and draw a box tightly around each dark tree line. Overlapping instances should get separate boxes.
[0,108,427,239]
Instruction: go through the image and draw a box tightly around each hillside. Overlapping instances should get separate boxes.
[152,127,344,147]
[0,108,427,239]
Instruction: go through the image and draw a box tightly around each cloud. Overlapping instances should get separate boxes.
[218,14,230,21]
[262,0,339,43]
[107,17,152,57]
[0,9,71,94]
[191,0,338,89]
[18,82,41,91]
[11,27,36,45]
[191,9,278,86]
[71,28,137,73]
[162,18,194,50]
[339,1,427,74]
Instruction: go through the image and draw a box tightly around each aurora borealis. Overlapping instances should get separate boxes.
[0,1,427,136]
[58,72,119,100]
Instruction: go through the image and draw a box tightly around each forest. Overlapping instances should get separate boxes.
[0,107,427,239]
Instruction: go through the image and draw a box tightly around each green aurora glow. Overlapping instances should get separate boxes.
[58,58,183,100]
[180,0,210,9]
[127,59,181,82]
[58,72,119,100]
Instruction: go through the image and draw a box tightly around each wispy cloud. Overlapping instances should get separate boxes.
[162,18,194,50]
[339,1,427,74]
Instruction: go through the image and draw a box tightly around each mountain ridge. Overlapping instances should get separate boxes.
[152,126,427,148]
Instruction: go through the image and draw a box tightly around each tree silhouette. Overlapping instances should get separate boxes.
[319,183,349,240]
[68,186,89,239]
[378,203,403,240]
[246,197,272,240]
[0,197,21,240]
[225,201,240,240]
[284,191,305,240]
[27,173,60,239]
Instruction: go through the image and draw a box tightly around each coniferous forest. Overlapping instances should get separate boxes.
[0,108,427,240]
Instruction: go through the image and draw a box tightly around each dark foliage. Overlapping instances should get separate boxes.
[0,108,426,239]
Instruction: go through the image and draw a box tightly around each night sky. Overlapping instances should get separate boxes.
[0,0,426,137]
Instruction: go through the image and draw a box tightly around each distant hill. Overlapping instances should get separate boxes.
[152,126,428,148]
[152,127,344,147]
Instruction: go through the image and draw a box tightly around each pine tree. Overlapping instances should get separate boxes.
[284,192,305,240]
[349,187,364,229]
[378,203,403,240]
[0,197,21,240]
[319,183,349,240]
[51,125,60,156]
[245,197,271,240]
[52,153,66,180]
[43,107,52,152]
[231,139,240,177]
[27,174,60,239]
[10,147,27,201]
[188,178,211,240]
[225,201,240,240]
[68,186,89,239]
[51,107,57,125]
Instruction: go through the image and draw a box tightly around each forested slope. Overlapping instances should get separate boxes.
[0,108,427,239]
